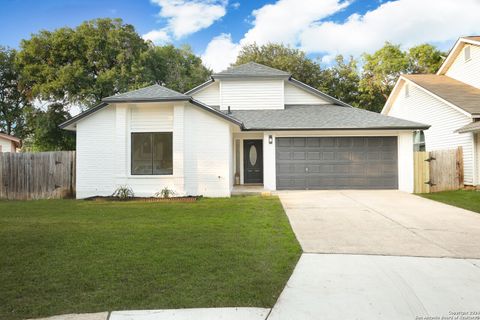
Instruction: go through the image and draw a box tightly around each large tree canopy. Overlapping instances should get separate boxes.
[358,42,444,112]
[235,43,324,88]
[0,46,31,137]
[17,18,149,108]
[25,103,75,152]
[142,45,211,93]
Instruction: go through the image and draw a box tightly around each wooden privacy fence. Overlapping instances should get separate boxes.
[414,147,464,193]
[0,151,75,200]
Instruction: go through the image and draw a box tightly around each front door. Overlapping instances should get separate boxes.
[244,140,263,184]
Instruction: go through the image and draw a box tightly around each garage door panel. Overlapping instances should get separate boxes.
[276,136,398,190]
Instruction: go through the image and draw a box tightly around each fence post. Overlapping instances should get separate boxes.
[456,146,464,188]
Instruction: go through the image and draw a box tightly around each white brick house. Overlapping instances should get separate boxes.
[61,62,427,198]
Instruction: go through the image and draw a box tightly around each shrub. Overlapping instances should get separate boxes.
[112,185,134,200]
[155,187,175,198]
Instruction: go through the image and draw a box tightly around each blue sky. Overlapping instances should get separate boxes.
[1,0,479,71]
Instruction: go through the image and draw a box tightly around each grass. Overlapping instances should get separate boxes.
[420,190,480,213]
[0,196,301,320]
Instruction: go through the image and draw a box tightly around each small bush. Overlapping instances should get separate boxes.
[155,187,176,198]
[112,185,134,200]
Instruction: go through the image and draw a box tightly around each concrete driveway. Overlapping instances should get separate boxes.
[277,190,480,258]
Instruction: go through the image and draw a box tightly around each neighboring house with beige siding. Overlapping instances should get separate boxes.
[382,36,480,185]
[0,132,21,153]
[62,62,426,198]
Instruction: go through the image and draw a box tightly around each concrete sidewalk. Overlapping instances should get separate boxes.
[30,308,270,320]
[268,254,480,320]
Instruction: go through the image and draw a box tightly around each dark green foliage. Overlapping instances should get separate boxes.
[17,18,149,108]
[0,46,32,137]
[0,196,301,320]
[26,103,75,151]
[235,43,324,88]
[141,45,211,93]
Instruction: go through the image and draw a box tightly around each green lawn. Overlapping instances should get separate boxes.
[420,190,480,213]
[0,196,301,320]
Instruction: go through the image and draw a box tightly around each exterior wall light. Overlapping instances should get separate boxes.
[269,135,273,144]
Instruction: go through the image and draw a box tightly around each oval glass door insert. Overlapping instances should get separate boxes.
[249,145,258,166]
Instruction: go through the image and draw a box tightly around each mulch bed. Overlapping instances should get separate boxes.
[84,196,199,202]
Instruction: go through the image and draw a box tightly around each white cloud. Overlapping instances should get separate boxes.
[143,0,228,44]
[202,0,349,71]
[241,0,349,46]
[299,0,480,57]
[201,0,480,71]
[201,33,240,72]
[143,29,171,43]
[231,2,240,9]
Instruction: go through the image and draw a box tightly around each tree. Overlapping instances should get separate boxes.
[320,55,360,107]
[141,44,211,93]
[358,42,444,112]
[407,44,444,74]
[0,46,32,138]
[359,42,408,112]
[26,103,75,151]
[235,43,325,88]
[16,18,149,109]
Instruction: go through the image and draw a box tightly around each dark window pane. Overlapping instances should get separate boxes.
[153,133,173,175]
[132,133,153,175]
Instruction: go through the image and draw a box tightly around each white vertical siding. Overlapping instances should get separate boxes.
[76,106,116,198]
[130,104,173,131]
[445,44,480,89]
[220,79,284,110]
[284,82,328,105]
[192,82,220,106]
[184,104,232,197]
[388,83,475,184]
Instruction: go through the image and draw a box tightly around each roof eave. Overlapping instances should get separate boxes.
[184,77,215,95]
[241,126,430,131]
[188,98,243,127]
[102,96,190,103]
[212,74,290,80]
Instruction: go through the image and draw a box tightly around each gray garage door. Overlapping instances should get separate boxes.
[276,137,398,190]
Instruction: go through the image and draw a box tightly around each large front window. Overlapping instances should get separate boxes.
[131,132,173,175]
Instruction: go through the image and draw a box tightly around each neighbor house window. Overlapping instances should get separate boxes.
[465,46,471,62]
[131,132,173,175]
[413,130,426,151]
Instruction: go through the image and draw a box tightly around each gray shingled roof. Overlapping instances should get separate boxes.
[213,62,291,78]
[227,105,429,130]
[102,84,189,103]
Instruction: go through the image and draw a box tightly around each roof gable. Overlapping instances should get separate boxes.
[212,62,291,79]
[384,74,480,116]
[103,84,189,103]
[438,36,480,75]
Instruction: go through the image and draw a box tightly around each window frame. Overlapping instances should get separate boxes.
[130,131,173,176]
[413,130,426,152]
